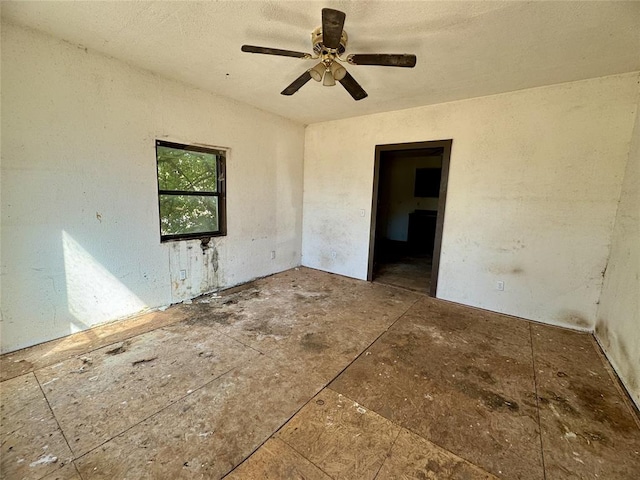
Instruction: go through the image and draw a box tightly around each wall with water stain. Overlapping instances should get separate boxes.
[0,23,305,352]
[596,85,640,408]
[302,73,639,330]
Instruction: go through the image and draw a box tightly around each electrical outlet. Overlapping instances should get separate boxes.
[179,269,187,280]
[270,250,276,260]
[496,281,504,291]
[331,251,337,259]
[359,209,365,217]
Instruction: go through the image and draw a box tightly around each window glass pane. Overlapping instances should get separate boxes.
[157,146,218,192]
[159,195,219,236]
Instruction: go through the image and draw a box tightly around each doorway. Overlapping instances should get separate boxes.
[367,140,452,296]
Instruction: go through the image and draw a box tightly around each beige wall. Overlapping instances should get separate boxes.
[596,86,640,408]
[302,73,639,330]
[0,23,305,352]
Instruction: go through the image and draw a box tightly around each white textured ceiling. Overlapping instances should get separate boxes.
[2,1,640,125]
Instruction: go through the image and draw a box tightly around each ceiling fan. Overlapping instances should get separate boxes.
[241,8,417,101]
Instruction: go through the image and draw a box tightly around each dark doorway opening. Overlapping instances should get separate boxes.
[368,140,452,296]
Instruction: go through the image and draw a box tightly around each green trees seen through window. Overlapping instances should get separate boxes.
[156,141,226,240]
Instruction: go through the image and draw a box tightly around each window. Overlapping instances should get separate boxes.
[156,140,226,241]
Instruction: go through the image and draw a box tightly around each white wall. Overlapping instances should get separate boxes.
[596,89,640,408]
[302,73,639,330]
[0,23,305,352]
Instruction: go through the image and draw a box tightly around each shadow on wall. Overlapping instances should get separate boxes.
[62,230,148,334]
[47,230,151,353]
[0,231,156,356]
[1,227,224,354]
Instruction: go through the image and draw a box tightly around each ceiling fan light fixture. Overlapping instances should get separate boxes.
[310,62,325,82]
[330,61,347,81]
[323,68,336,86]
[242,8,417,100]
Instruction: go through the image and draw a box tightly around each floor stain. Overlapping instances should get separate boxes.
[300,333,329,352]
[425,459,442,473]
[456,380,520,412]
[460,365,497,385]
[131,357,157,366]
[2,268,638,480]
[538,391,579,416]
[583,431,609,446]
[246,320,273,334]
[570,382,636,433]
[185,310,240,327]
[294,292,329,302]
[105,342,129,355]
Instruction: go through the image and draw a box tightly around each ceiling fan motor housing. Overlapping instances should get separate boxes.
[311,26,348,56]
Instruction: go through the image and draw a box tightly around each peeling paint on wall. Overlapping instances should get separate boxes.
[168,239,224,304]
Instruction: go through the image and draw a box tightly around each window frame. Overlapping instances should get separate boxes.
[155,139,227,242]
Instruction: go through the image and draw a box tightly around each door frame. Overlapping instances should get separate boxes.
[367,139,453,297]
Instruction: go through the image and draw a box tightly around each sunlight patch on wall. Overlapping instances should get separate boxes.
[62,231,147,331]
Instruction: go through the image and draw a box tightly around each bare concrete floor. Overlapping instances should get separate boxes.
[1,267,639,479]
[374,254,432,294]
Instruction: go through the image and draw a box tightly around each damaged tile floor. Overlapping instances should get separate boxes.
[1,268,639,479]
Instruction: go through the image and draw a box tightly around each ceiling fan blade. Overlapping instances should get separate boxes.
[241,45,309,58]
[338,72,368,101]
[347,54,417,68]
[281,70,313,96]
[321,8,346,50]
